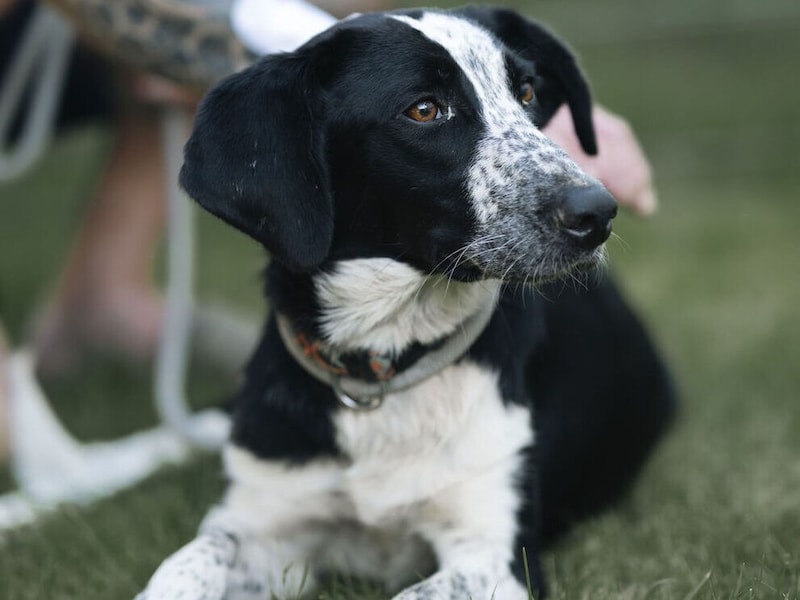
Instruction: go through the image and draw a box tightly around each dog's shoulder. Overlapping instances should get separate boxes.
[228,316,341,463]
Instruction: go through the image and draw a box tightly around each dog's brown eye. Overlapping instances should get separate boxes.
[405,100,442,123]
[520,81,535,106]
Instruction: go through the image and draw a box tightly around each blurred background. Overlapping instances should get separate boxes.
[1,0,798,597]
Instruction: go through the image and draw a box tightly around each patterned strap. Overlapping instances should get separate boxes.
[43,0,256,87]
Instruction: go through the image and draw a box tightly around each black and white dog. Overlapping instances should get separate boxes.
[139,6,674,599]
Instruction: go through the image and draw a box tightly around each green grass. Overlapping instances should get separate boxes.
[2,0,799,598]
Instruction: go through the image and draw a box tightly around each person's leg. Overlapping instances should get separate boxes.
[34,104,166,372]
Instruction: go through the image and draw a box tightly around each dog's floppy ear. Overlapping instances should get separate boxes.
[460,7,597,155]
[180,55,332,272]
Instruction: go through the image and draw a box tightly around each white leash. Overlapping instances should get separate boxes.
[0,0,349,531]
[0,351,193,532]
[154,107,231,450]
[0,109,232,533]
[0,5,74,181]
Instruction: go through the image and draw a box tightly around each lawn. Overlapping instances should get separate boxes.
[1,0,799,598]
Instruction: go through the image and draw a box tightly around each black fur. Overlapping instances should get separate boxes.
[230,315,341,463]
[181,7,597,276]
[179,7,675,597]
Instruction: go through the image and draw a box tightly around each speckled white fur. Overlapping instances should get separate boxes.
[394,12,601,281]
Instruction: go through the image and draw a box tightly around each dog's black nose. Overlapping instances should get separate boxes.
[557,184,618,248]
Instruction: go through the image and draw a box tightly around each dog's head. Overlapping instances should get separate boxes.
[181,7,616,283]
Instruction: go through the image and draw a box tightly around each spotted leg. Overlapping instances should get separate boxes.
[137,446,345,599]
[135,529,237,600]
[390,550,529,600]
[389,450,535,600]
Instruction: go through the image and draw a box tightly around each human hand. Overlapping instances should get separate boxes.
[543,104,657,216]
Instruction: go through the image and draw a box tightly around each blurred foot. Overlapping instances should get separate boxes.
[32,286,163,375]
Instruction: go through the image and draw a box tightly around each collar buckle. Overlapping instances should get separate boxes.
[333,377,385,411]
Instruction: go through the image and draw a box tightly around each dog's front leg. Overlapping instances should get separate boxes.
[137,524,321,599]
[138,524,321,600]
[138,447,345,599]
[388,450,536,600]
[136,528,239,600]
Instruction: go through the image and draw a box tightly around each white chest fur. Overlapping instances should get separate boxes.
[220,361,532,530]
[334,360,533,526]
[216,256,532,580]
[214,335,533,595]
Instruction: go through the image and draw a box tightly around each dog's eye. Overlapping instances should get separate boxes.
[520,80,535,106]
[404,99,443,123]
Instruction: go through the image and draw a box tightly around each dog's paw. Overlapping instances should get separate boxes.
[390,569,528,600]
[136,531,237,600]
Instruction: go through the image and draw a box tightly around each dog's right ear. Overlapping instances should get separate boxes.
[180,56,332,272]
[459,6,598,155]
